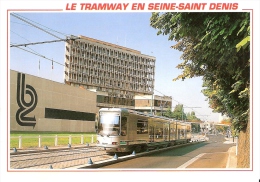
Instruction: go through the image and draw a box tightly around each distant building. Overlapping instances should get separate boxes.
[200,121,215,133]
[64,35,172,113]
[135,95,172,115]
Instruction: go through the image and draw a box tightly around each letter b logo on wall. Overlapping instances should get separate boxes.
[16,73,38,127]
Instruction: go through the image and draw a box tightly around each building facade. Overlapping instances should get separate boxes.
[64,35,171,113]
[135,95,172,115]
[10,70,97,132]
[64,35,155,108]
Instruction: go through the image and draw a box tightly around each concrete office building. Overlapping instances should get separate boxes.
[64,35,171,113]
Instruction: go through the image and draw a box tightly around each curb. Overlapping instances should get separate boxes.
[226,146,237,168]
[66,141,205,169]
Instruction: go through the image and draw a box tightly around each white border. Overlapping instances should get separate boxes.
[1,0,259,181]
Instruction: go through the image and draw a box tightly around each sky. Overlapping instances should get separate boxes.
[10,12,221,122]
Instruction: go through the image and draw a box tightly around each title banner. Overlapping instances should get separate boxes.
[65,2,239,11]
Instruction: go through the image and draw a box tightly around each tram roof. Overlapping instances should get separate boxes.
[99,108,190,124]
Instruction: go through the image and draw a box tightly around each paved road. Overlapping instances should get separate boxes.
[100,135,235,169]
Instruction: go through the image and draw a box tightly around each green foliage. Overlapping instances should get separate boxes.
[160,104,186,120]
[215,125,226,134]
[186,111,201,122]
[150,12,250,131]
[163,107,174,118]
[172,104,186,120]
[161,105,201,122]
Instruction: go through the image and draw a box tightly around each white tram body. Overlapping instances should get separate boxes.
[96,108,191,153]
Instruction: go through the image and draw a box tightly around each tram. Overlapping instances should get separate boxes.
[96,108,191,153]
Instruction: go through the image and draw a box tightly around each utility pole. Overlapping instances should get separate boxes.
[150,94,153,115]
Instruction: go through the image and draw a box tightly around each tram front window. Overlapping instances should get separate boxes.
[98,113,120,136]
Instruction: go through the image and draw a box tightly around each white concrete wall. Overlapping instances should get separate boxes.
[10,70,97,132]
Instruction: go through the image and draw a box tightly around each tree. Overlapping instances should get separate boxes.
[172,104,186,121]
[163,107,174,118]
[150,12,250,168]
[186,111,201,122]
[150,12,250,133]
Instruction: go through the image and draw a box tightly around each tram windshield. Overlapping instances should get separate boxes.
[98,112,120,136]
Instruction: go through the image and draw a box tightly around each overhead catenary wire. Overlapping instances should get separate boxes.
[10,30,46,56]
[10,29,51,57]
[11,41,40,55]
[10,13,77,70]
[10,38,78,47]
[12,45,64,67]
[11,13,64,40]
[10,30,31,43]
[10,13,79,65]
[11,13,69,37]
[11,21,34,27]
[154,88,207,119]
[11,14,69,37]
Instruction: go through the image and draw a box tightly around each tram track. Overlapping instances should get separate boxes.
[10,140,206,170]
[10,146,113,169]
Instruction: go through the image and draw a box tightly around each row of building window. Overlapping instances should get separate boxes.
[66,66,154,80]
[65,53,155,71]
[97,95,135,106]
[66,76,153,93]
[66,66,154,81]
[68,39,153,64]
[66,73,153,85]
[68,49,155,65]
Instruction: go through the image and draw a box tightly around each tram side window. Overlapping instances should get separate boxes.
[121,117,127,136]
[137,119,148,134]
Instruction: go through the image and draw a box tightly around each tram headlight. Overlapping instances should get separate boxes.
[112,142,118,145]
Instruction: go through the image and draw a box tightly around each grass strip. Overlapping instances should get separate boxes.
[10,131,97,149]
